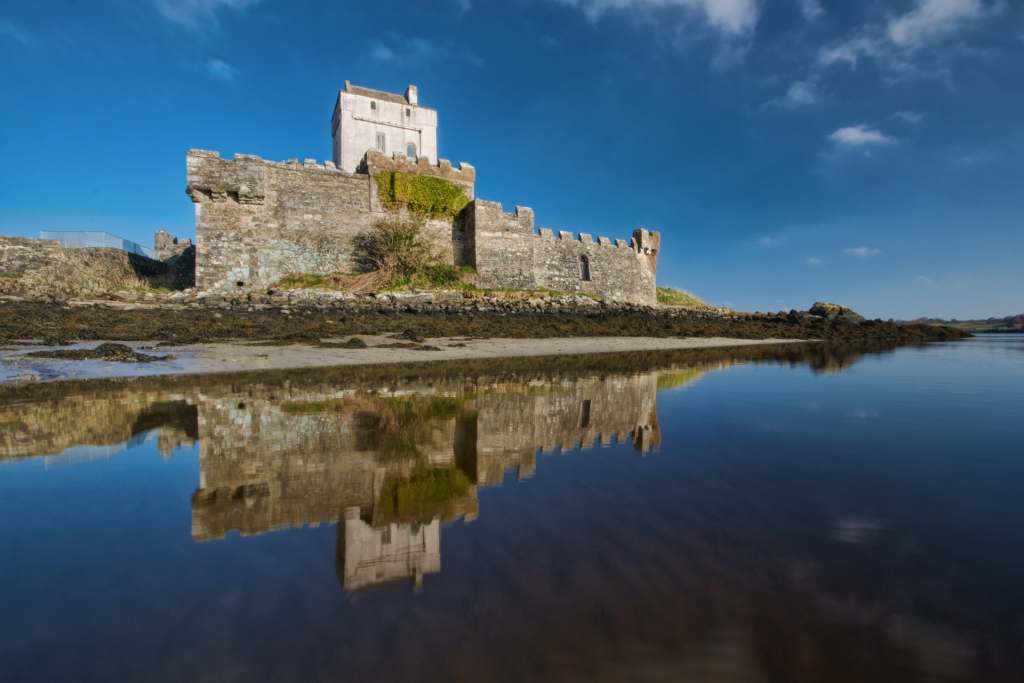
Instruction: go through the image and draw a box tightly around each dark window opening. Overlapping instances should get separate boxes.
[579,255,591,281]
[370,100,377,111]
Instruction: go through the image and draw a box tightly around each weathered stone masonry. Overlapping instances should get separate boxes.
[187,81,661,304]
[467,200,660,305]
[187,150,475,291]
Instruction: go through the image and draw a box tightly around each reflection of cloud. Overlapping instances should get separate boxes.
[831,517,882,544]
[847,409,880,420]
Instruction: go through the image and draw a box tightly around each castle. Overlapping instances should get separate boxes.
[187,81,661,305]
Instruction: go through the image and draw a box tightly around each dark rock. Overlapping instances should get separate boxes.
[809,301,865,324]
[396,329,425,343]
[24,342,171,363]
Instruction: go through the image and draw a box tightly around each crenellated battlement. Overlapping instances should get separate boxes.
[467,199,661,305]
[477,200,658,256]
[364,150,476,191]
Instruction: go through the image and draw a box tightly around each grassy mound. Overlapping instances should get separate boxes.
[656,287,710,309]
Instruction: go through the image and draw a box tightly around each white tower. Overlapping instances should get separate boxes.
[331,81,439,173]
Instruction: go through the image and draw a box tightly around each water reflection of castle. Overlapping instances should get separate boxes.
[189,372,664,591]
[1,343,873,592]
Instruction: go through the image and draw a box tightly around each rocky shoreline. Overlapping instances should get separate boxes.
[0,289,966,345]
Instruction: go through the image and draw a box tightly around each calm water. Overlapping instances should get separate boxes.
[1,336,1022,682]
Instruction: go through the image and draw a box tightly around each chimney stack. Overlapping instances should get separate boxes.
[405,84,418,105]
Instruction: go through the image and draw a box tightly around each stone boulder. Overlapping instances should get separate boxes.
[809,301,865,323]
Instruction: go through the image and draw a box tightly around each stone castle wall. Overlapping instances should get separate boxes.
[186,149,475,291]
[467,200,660,305]
[187,148,658,303]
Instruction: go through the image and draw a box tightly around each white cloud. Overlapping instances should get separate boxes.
[0,19,32,46]
[796,0,824,22]
[757,235,785,248]
[844,246,882,257]
[455,0,472,14]
[951,146,999,166]
[207,58,238,82]
[828,124,897,147]
[886,0,987,49]
[553,0,761,36]
[370,35,483,68]
[807,256,823,266]
[894,110,924,124]
[370,43,395,62]
[769,79,821,107]
[818,0,998,74]
[154,0,260,28]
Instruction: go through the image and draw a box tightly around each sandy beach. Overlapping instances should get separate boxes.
[0,335,807,385]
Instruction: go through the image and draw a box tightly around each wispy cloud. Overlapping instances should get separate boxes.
[370,43,395,62]
[207,58,238,82]
[553,0,761,35]
[154,0,260,28]
[796,0,824,22]
[828,124,897,148]
[455,0,472,15]
[807,256,823,266]
[757,235,785,248]
[886,0,988,49]
[844,246,882,257]
[369,34,484,68]
[0,19,33,46]
[767,79,821,108]
[894,110,924,124]
[950,146,999,166]
[818,0,999,80]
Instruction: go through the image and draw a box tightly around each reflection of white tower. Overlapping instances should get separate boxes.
[339,506,441,591]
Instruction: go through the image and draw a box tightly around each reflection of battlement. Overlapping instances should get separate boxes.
[338,507,441,592]
[0,394,197,462]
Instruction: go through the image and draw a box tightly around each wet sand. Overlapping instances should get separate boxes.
[0,336,806,385]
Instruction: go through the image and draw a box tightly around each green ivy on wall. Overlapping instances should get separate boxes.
[374,171,470,220]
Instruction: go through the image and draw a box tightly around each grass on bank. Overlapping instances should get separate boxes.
[656,287,711,309]
[0,271,21,279]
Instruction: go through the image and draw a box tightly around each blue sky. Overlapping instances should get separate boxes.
[1,0,1021,318]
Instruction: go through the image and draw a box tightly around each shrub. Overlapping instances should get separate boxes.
[374,171,470,219]
[375,468,472,523]
[355,217,440,279]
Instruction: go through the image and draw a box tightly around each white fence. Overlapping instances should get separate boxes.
[39,230,156,259]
